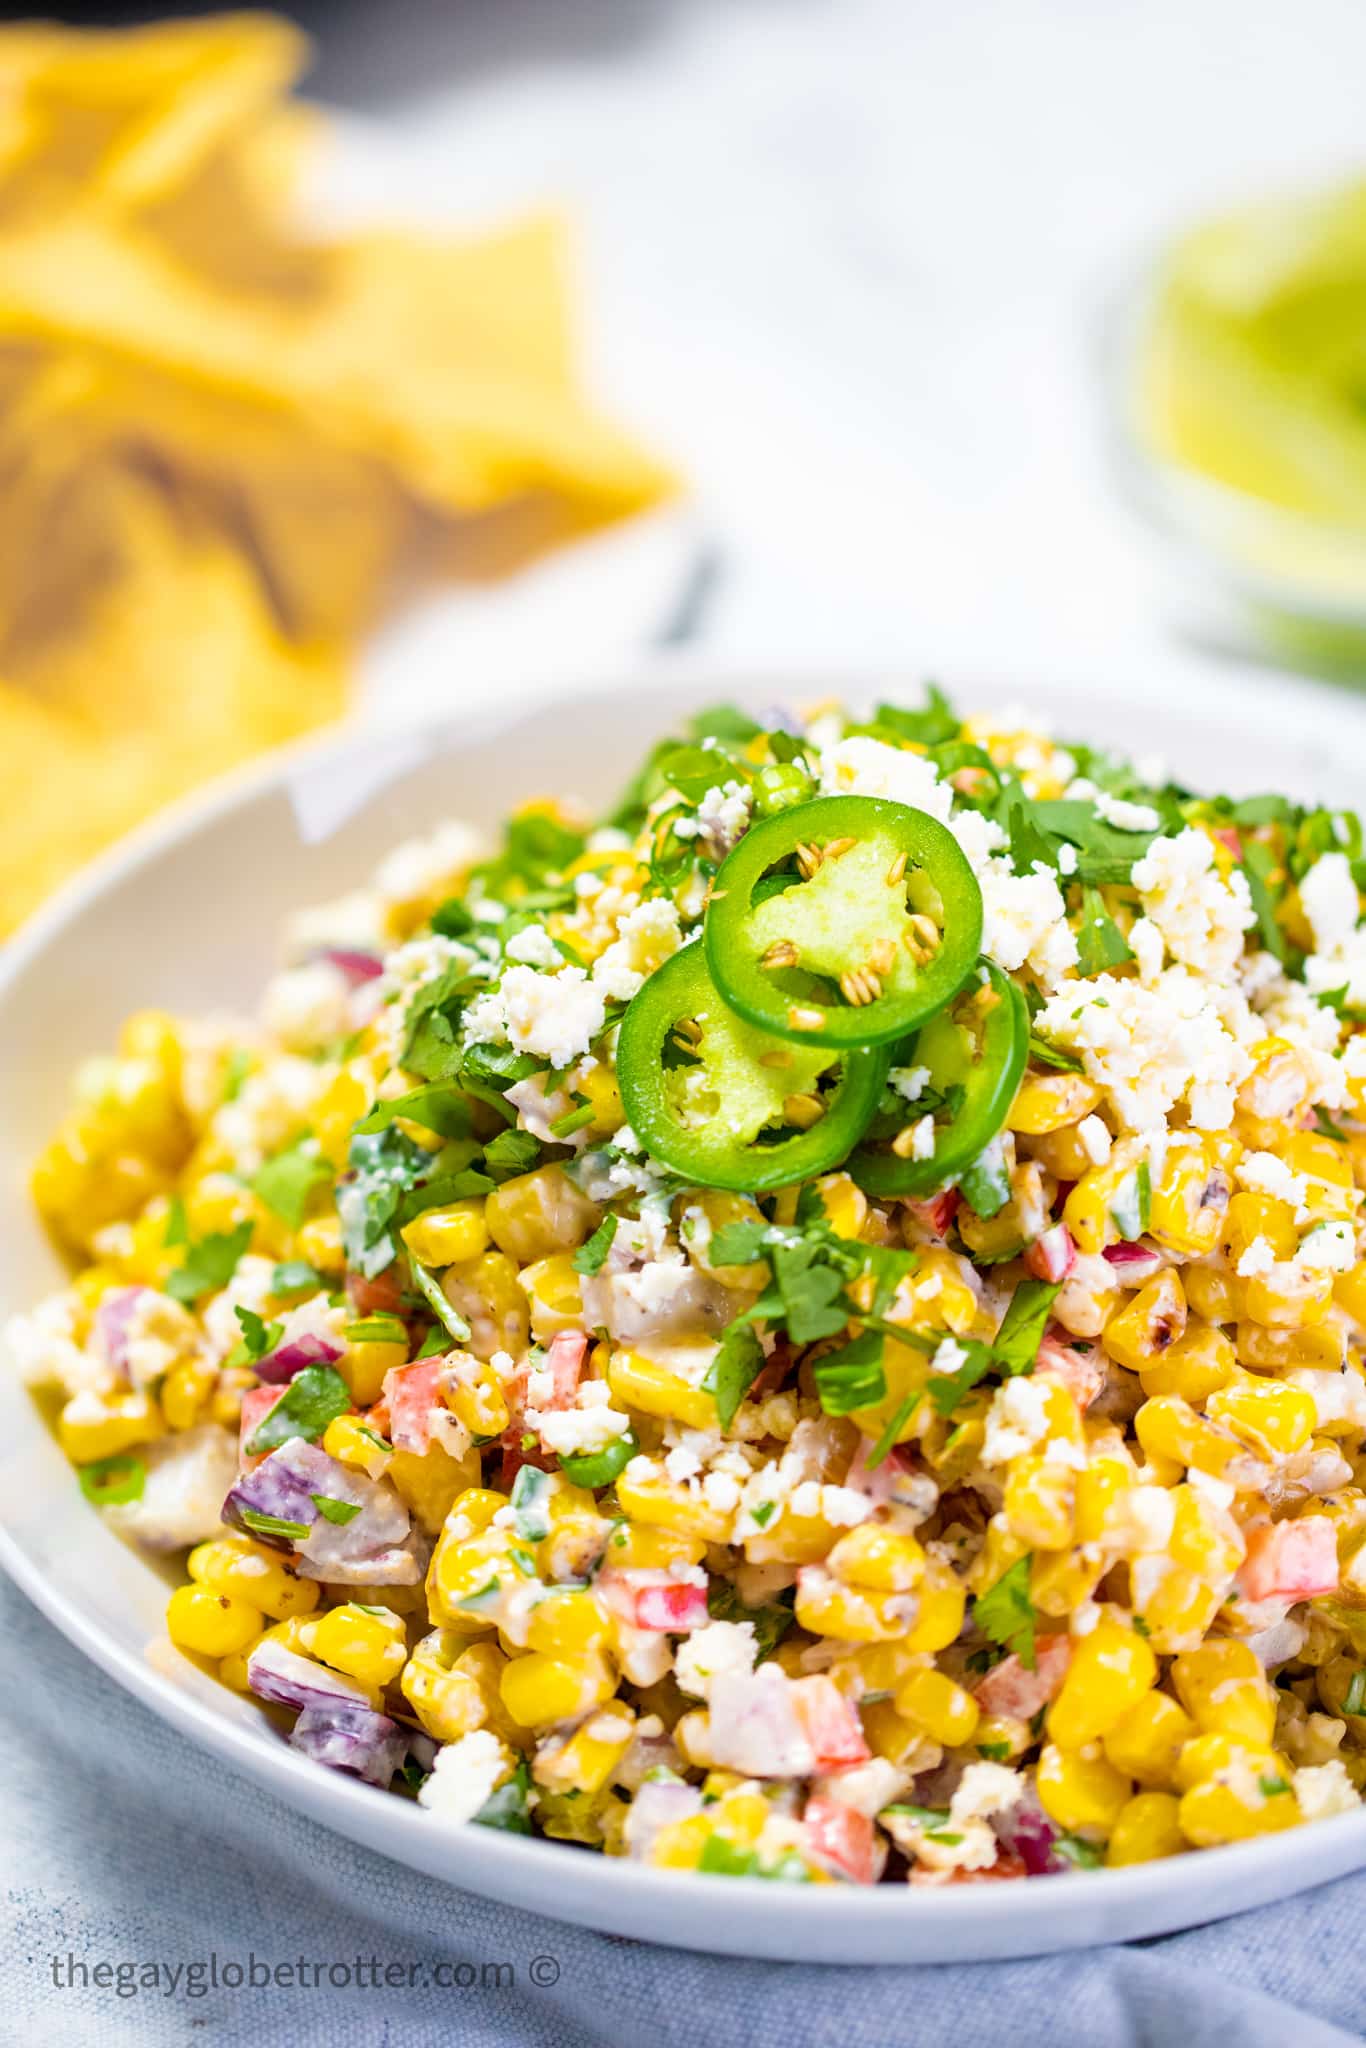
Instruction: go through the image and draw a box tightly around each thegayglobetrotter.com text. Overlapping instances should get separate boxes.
[46,1951,562,2000]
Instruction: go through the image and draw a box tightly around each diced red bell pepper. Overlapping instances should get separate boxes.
[802,1797,877,1884]
[973,1634,1071,1720]
[904,1189,960,1240]
[238,1385,281,1471]
[789,1674,870,1769]
[633,1581,710,1632]
[1238,1517,1339,1603]
[543,1329,588,1408]
[383,1358,445,1455]
[1032,1330,1104,1411]
[1212,825,1243,862]
[1024,1224,1076,1285]
[346,1269,405,1318]
[910,1853,1028,1887]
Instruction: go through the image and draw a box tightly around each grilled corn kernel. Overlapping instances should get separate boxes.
[1239,1321,1348,1374]
[895,1668,980,1747]
[972,1713,1033,1761]
[904,1562,968,1653]
[1103,1272,1187,1374]
[1223,1191,1299,1266]
[1138,1322,1235,1403]
[534,1700,636,1796]
[616,1462,736,1545]
[59,1389,162,1464]
[1030,1546,1107,1617]
[340,1334,408,1408]
[526,1588,612,1658]
[1102,1690,1196,1788]
[812,1171,868,1240]
[322,1413,392,1480]
[1134,1393,1252,1482]
[484,1166,599,1264]
[1167,1483,1244,1580]
[1047,1617,1157,1750]
[402,1200,489,1268]
[1182,1262,1239,1326]
[604,1523,707,1572]
[400,1629,487,1743]
[499,1649,614,1728]
[794,1569,912,1643]
[300,1603,407,1689]
[444,1355,511,1439]
[608,1348,717,1430]
[313,1067,372,1169]
[1106,1791,1186,1866]
[1175,1738,1300,1845]
[520,1253,585,1340]
[161,1357,216,1430]
[1062,1141,1150,1255]
[166,1584,265,1659]
[1172,1641,1277,1746]
[1206,1371,1317,1457]
[1003,1456,1075,1551]
[1243,1262,1335,1330]
[296,1212,346,1275]
[861,1701,933,1767]
[442,1250,530,1360]
[1148,1136,1230,1257]
[187,1536,320,1619]
[389,1442,481,1536]
[827,1522,926,1593]
[1036,1743,1132,1837]
[1334,1264,1366,1326]
[1006,1072,1102,1136]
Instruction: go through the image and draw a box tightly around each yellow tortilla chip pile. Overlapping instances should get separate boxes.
[0,13,673,930]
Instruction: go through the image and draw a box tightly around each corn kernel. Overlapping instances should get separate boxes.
[1139,1322,1236,1403]
[297,1212,346,1274]
[484,1166,599,1264]
[526,1589,612,1658]
[322,1413,393,1480]
[166,1584,264,1659]
[895,1668,980,1747]
[1004,1455,1075,1550]
[1047,1616,1157,1749]
[1106,1791,1185,1866]
[188,1536,320,1619]
[1149,1136,1230,1258]
[1172,1640,1277,1746]
[299,1603,408,1689]
[1036,1742,1132,1836]
[520,1252,585,1340]
[400,1630,488,1743]
[1007,1072,1103,1136]
[827,1522,926,1592]
[1206,1371,1316,1458]
[1103,1690,1195,1788]
[499,1649,614,1728]
[534,1700,635,1795]
[608,1348,717,1430]
[59,1389,162,1464]
[402,1200,489,1268]
[1103,1272,1187,1374]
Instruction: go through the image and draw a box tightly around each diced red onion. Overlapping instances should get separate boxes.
[994,1799,1061,1877]
[319,948,385,985]
[1024,1224,1076,1285]
[289,1701,406,1787]
[254,1331,344,1385]
[1102,1239,1165,1284]
[95,1286,151,1380]
[633,1582,710,1632]
[247,1638,373,1713]
[223,1438,333,1546]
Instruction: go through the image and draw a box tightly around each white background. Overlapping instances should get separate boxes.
[281,0,1366,713]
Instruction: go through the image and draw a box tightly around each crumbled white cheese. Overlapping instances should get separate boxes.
[1236,1151,1311,1221]
[1298,1221,1356,1272]
[980,1378,1052,1465]
[375,821,488,909]
[1286,1368,1366,1431]
[1130,830,1254,982]
[1057,842,1079,878]
[418,1730,511,1826]
[211,1055,331,1174]
[529,1399,632,1458]
[1292,1759,1359,1824]
[4,1293,107,1396]
[673,1620,758,1700]
[820,1484,874,1528]
[889,1064,932,1103]
[1236,1236,1278,1280]
[978,860,1078,989]
[504,925,562,969]
[1301,853,1360,954]
[261,961,354,1052]
[464,964,607,1071]
[591,897,683,1003]
[931,1336,969,1375]
[694,781,753,858]
[908,1113,937,1161]
[1127,916,1165,985]
[1035,967,1255,1132]
[819,737,953,818]
[1077,1113,1112,1165]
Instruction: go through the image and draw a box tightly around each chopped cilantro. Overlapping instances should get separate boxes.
[166,1219,253,1306]
[245,1364,352,1455]
[812,1328,887,1415]
[992,1278,1062,1376]
[272,1260,322,1295]
[230,1305,284,1366]
[1076,886,1133,975]
[253,1142,332,1230]
[573,1214,619,1276]
[354,1084,471,1141]
[472,1756,534,1835]
[701,1322,765,1430]
[311,1495,362,1525]
[1026,1033,1084,1074]
[973,1555,1037,1670]
[239,1509,311,1543]
[705,1576,794,1662]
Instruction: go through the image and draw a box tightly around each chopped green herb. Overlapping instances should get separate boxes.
[253,1142,332,1230]
[408,1258,471,1344]
[166,1219,253,1306]
[813,1329,886,1416]
[573,1214,619,1276]
[245,1365,352,1455]
[240,1509,311,1543]
[701,1322,766,1430]
[354,1084,472,1142]
[992,1278,1062,1376]
[973,1555,1037,1670]
[311,1495,362,1525]
[272,1260,322,1295]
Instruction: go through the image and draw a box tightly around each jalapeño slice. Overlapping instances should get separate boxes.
[705,796,982,1048]
[849,961,1027,1196]
[616,942,888,1192]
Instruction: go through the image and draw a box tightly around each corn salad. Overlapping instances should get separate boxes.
[13,688,1366,1888]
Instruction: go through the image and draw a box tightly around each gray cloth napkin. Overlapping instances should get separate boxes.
[2,1571,1361,2048]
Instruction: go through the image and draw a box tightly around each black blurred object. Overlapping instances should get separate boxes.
[8,0,690,109]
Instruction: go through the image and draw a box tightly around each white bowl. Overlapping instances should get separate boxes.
[4,659,1366,1963]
